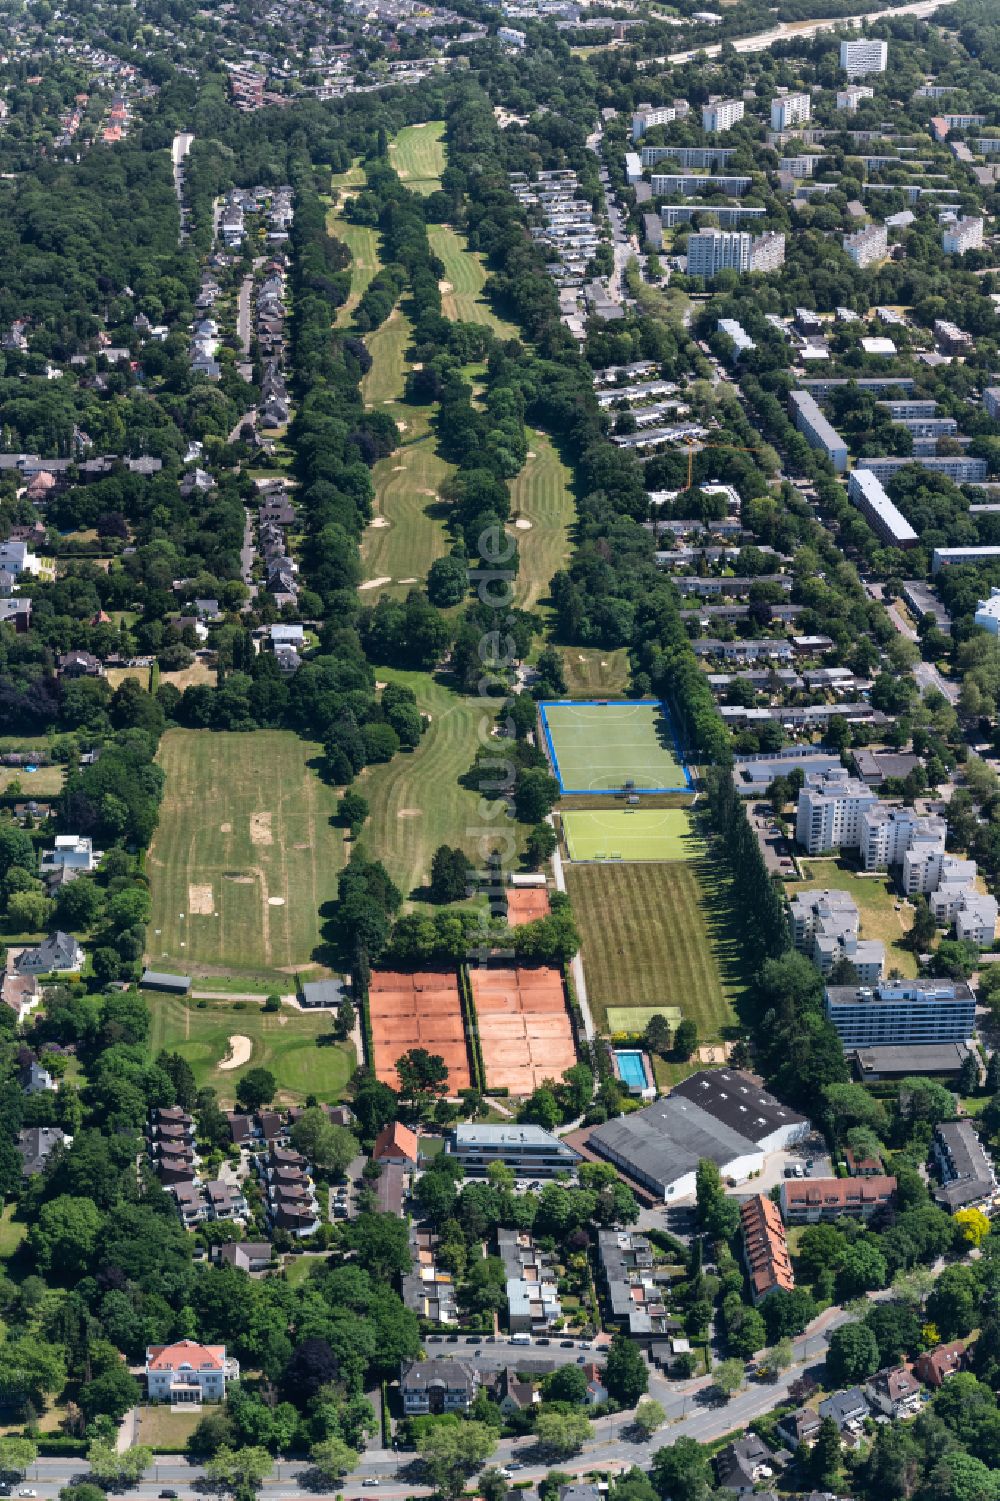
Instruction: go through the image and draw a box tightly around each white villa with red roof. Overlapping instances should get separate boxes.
[145,1339,239,1403]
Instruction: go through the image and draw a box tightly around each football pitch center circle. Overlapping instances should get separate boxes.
[538,699,692,794]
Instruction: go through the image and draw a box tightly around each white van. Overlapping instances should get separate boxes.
[509,1333,532,1345]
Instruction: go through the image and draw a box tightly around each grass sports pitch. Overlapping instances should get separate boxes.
[540,700,691,794]
[563,808,703,862]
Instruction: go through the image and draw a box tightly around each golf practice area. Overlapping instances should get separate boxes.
[562,808,703,862]
[539,699,691,793]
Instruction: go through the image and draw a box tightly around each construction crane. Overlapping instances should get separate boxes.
[682,436,769,491]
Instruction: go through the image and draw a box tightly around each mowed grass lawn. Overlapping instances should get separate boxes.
[509,429,573,615]
[359,667,522,898]
[147,730,345,983]
[565,857,745,1041]
[559,647,632,699]
[793,858,919,978]
[390,121,446,193]
[428,224,519,337]
[327,161,380,328]
[362,430,453,594]
[148,995,354,1107]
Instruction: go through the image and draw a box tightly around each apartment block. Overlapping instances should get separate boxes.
[983,387,1000,420]
[685,229,785,277]
[943,217,985,254]
[847,469,919,548]
[788,888,884,983]
[702,98,745,132]
[631,104,683,141]
[860,805,946,878]
[661,203,767,227]
[741,1194,794,1304]
[932,1121,995,1211]
[499,1228,561,1332]
[824,979,976,1050]
[652,173,752,197]
[795,768,879,855]
[837,85,875,110]
[840,38,888,78]
[844,221,887,267]
[861,456,987,485]
[780,1176,896,1223]
[788,390,848,472]
[935,547,1000,575]
[718,318,756,357]
[641,145,735,168]
[771,92,811,131]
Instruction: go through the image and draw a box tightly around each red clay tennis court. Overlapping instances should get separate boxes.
[369,970,471,1093]
[470,965,577,1095]
[505,888,552,927]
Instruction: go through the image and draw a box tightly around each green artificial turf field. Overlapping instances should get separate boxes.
[562,808,703,862]
[541,700,690,793]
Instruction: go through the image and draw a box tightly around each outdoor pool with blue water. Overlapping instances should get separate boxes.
[615,1049,650,1090]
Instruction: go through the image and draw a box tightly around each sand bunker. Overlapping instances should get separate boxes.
[220,823,232,833]
[219,1035,252,1071]
[439,279,453,293]
[250,812,273,846]
[514,519,532,530]
[370,517,390,528]
[398,808,422,818]
[268,896,285,906]
[359,576,391,590]
[188,884,214,915]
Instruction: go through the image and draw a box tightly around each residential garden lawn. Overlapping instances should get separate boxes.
[792,858,919,978]
[565,856,746,1039]
[159,658,216,692]
[147,995,354,1106]
[135,1404,208,1451]
[509,429,574,615]
[389,121,446,193]
[540,700,690,794]
[327,161,380,327]
[0,765,64,795]
[359,667,520,898]
[147,729,345,984]
[283,1256,317,1287]
[427,223,519,337]
[559,647,632,699]
[106,665,151,691]
[562,808,703,863]
[0,1204,27,1261]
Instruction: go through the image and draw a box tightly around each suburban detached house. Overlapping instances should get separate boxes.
[913,1341,966,1388]
[714,1434,783,1493]
[17,1126,70,1176]
[215,1242,273,1274]
[15,931,84,975]
[776,1406,822,1449]
[818,1387,870,1432]
[492,1366,536,1417]
[373,1121,419,1166]
[145,1340,239,1404]
[865,1365,922,1419]
[581,1361,609,1405]
[400,1357,478,1416]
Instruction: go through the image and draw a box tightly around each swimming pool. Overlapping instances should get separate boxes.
[615,1049,650,1091]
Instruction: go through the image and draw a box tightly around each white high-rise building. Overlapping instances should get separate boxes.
[860,805,947,884]
[702,98,745,132]
[795,770,879,856]
[837,85,874,110]
[839,37,888,78]
[843,222,887,268]
[788,889,884,983]
[771,92,811,131]
[942,217,984,255]
[685,229,785,278]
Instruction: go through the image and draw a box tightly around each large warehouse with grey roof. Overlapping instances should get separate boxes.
[587,1070,808,1200]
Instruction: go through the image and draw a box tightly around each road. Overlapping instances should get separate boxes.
[865,580,959,703]
[586,125,636,305]
[237,273,253,355]
[644,0,958,66]
[170,132,194,244]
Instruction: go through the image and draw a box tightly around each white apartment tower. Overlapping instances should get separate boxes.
[702,98,745,132]
[686,229,786,277]
[942,217,984,255]
[839,37,888,78]
[795,770,879,856]
[843,222,888,268]
[771,92,811,132]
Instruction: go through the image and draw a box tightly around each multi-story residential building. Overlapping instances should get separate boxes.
[848,469,919,548]
[145,1341,238,1404]
[913,1342,966,1388]
[837,84,875,109]
[651,173,752,197]
[717,318,756,357]
[685,229,786,277]
[400,1358,479,1416]
[942,216,985,254]
[631,103,686,141]
[824,978,976,1050]
[840,37,888,77]
[787,391,848,472]
[933,1120,995,1210]
[787,889,884,982]
[861,456,988,485]
[795,769,879,855]
[702,98,745,132]
[596,1229,675,1341]
[771,92,811,131]
[402,1227,457,1325]
[984,388,1000,420]
[257,1145,319,1237]
[641,146,735,168]
[740,1194,794,1304]
[860,806,947,882]
[446,1123,580,1178]
[843,221,888,268]
[499,1229,561,1332]
[780,1175,896,1223]
[865,1366,922,1419]
[661,203,767,227]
